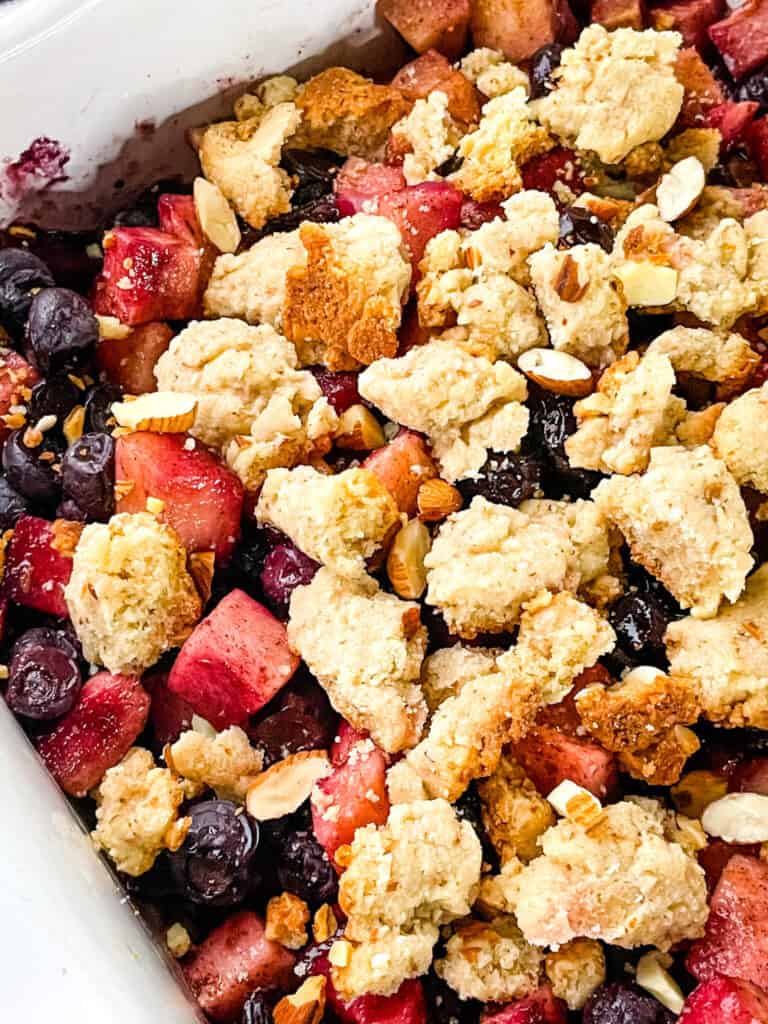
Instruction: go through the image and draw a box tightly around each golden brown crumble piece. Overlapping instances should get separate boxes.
[165,725,263,802]
[478,752,555,864]
[265,892,311,950]
[545,939,606,1011]
[435,916,543,1002]
[712,382,768,493]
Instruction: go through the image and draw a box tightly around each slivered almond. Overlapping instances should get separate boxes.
[333,404,386,450]
[417,478,462,522]
[547,780,604,829]
[656,157,706,223]
[114,479,135,502]
[517,348,592,398]
[636,951,685,1014]
[193,177,241,253]
[96,314,132,340]
[188,551,216,605]
[613,262,678,306]
[111,391,198,433]
[702,792,768,843]
[246,750,331,821]
[386,518,431,599]
[273,976,326,1024]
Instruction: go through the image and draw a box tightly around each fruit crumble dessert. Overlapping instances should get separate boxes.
[6,0,768,1021]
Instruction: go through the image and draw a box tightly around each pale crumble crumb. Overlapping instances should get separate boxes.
[386,759,429,805]
[435,917,543,1003]
[166,922,192,959]
[475,859,524,917]
[165,726,263,802]
[265,892,311,950]
[512,798,708,950]
[478,752,555,863]
[712,383,768,493]
[92,747,187,877]
[65,513,201,676]
[331,930,436,1001]
[466,190,560,285]
[536,25,683,164]
[460,48,530,98]
[545,939,606,1011]
[287,568,427,753]
[233,76,299,122]
[676,404,726,447]
[665,563,768,729]
[421,643,502,713]
[390,91,463,185]
[256,465,400,579]
[647,326,759,387]
[593,445,753,619]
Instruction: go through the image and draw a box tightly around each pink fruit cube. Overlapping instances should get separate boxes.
[709,0,768,80]
[460,198,505,229]
[184,911,295,1022]
[363,429,437,516]
[317,957,427,1024]
[96,320,174,395]
[698,839,760,892]
[391,50,481,125]
[680,975,768,1024]
[591,0,645,31]
[37,672,150,796]
[167,589,299,728]
[471,0,577,61]
[379,0,471,61]
[688,854,768,989]
[748,117,768,179]
[481,985,568,1023]
[145,671,194,747]
[377,182,463,267]
[115,432,243,562]
[335,158,406,216]
[706,101,760,149]
[731,757,768,795]
[0,351,39,443]
[4,516,80,617]
[513,725,619,800]
[650,0,726,50]
[331,720,371,767]
[157,193,203,248]
[521,147,585,196]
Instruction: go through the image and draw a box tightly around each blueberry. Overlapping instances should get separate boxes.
[56,496,89,522]
[0,476,29,530]
[250,708,335,769]
[2,428,61,506]
[737,65,768,112]
[457,452,546,508]
[262,807,338,908]
[240,991,274,1024]
[423,969,481,1024]
[583,982,675,1024]
[168,799,259,907]
[0,248,55,338]
[27,376,81,422]
[13,625,81,661]
[61,431,115,521]
[529,43,564,100]
[453,783,499,872]
[7,630,82,720]
[281,148,343,193]
[83,383,121,433]
[558,206,614,252]
[609,591,671,668]
[260,543,319,619]
[25,287,98,374]
[525,382,575,459]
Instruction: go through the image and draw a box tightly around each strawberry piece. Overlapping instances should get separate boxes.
[680,975,768,1024]
[709,0,768,80]
[748,117,768,178]
[521,147,585,197]
[538,665,614,735]
[650,0,725,51]
[460,198,505,229]
[312,740,390,865]
[513,725,619,800]
[391,50,481,125]
[363,429,438,516]
[36,672,149,796]
[730,757,768,795]
[591,0,645,31]
[184,911,295,1022]
[481,985,568,1023]
[331,720,372,767]
[157,193,203,248]
[312,954,427,1024]
[675,48,727,125]
[4,516,79,616]
[115,432,243,562]
[688,854,768,989]
[0,351,39,443]
[93,226,202,325]
[471,0,577,62]
[377,182,463,267]
[706,100,760,148]
[379,0,471,61]
[145,671,194,747]
[167,588,299,728]
[698,839,760,892]
[95,320,173,394]
[335,158,406,216]
[399,300,431,354]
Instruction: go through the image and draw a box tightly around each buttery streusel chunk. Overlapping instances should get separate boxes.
[165,726,263,802]
[390,90,463,185]
[421,644,501,712]
[287,568,427,753]
[712,383,768,493]
[593,445,753,618]
[478,752,555,864]
[545,939,606,1011]
[647,325,759,387]
[460,48,530,98]
[435,917,543,1002]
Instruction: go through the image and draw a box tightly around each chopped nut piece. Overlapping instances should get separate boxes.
[702,792,768,844]
[545,939,606,1011]
[165,922,192,959]
[188,550,216,605]
[635,951,685,1014]
[62,404,86,445]
[266,892,311,950]
[246,750,331,821]
[193,176,242,253]
[96,314,132,340]
[417,478,463,522]
[478,753,555,863]
[313,904,339,944]
[547,780,604,829]
[387,518,431,600]
[656,157,706,223]
[333,404,386,451]
[273,976,326,1024]
[613,261,679,306]
[517,348,593,398]
[111,391,198,433]
[50,518,84,558]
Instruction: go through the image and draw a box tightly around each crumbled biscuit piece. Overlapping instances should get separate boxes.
[233,76,299,122]
[165,726,263,802]
[512,798,708,950]
[460,48,530,98]
[283,215,412,370]
[665,563,768,728]
[332,799,482,998]
[478,753,555,864]
[91,747,187,877]
[359,341,529,481]
[421,643,501,712]
[265,892,311,950]
[529,243,629,368]
[293,67,409,159]
[65,512,201,675]
[545,939,606,1011]
[712,383,768,493]
[665,129,721,174]
[452,88,552,202]
[676,404,726,447]
[435,917,543,1003]
[593,445,753,619]
[287,568,427,753]
[565,350,686,475]
[390,90,463,185]
[153,318,337,490]
[386,759,430,805]
[475,859,524,917]
[199,103,300,228]
[536,25,683,164]
[575,668,701,785]
[647,325,759,387]
[257,465,399,579]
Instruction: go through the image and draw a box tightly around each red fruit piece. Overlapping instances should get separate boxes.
[675,48,726,126]
[680,975,768,1024]
[167,588,299,728]
[391,50,481,126]
[184,911,295,1022]
[688,854,768,989]
[363,429,438,516]
[377,182,463,267]
[730,757,768,795]
[521,147,585,197]
[316,956,427,1024]
[334,159,407,217]
[93,226,202,325]
[36,672,149,796]
[115,432,243,562]
[379,0,471,61]
[748,117,768,179]
[460,198,505,229]
[709,0,768,81]
[96,320,173,394]
[706,100,760,149]
[591,0,645,31]
[513,725,619,800]
[331,720,372,767]
[471,0,577,62]
[0,351,39,443]
[145,671,194,747]
[650,0,725,51]
[312,740,390,865]
[4,516,80,617]
[698,839,760,892]
[311,367,362,413]
[481,985,568,1023]
[398,299,431,354]
[157,193,203,248]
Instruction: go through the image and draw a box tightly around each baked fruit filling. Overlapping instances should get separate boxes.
[5,0,768,1020]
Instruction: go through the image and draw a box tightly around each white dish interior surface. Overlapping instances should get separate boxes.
[0,1,397,1018]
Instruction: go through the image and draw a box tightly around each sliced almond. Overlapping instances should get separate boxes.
[111,391,198,433]
[613,262,678,306]
[547,780,604,829]
[656,156,706,223]
[701,792,768,843]
[387,518,431,600]
[417,478,462,522]
[635,951,685,1014]
[188,550,216,605]
[273,976,326,1024]
[193,176,241,253]
[96,314,132,340]
[333,404,386,451]
[246,750,331,821]
[518,348,593,398]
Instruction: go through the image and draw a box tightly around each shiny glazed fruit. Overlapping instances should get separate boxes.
[25,287,98,373]
[608,590,670,667]
[83,383,121,433]
[61,431,116,522]
[0,476,29,530]
[558,206,614,252]
[583,982,675,1024]
[263,808,338,908]
[310,367,361,413]
[529,43,565,99]
[27,376,81,422]
[0,248,55,337]
[458,452,546,508]
[259,543,319,619]
[7,639,82,720]
[2,429,62,506]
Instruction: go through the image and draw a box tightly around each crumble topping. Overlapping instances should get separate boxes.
[64,512,201,675]
[459,48,530,99]
[389,91,463,185]
[545,939,606,1011]
[712,383,768,493]
[165,726,264,802]
[435,917,543,1003]
[647,325,760,387]
[478,752,556,864]
[421,643,502,712]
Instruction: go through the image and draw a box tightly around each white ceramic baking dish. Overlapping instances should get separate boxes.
[0,2,398,1018]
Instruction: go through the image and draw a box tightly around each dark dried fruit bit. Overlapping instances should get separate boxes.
[558,206,615,252]
[25,287,99,374]
[250,194,340,241]
[0,248,55,338]
[83,382,121,434]
[529,43,565,100]
[0,476,29,530]
[457,452,546,508]
[27,377,81,422]
[259,543,319,619]
[608,591,671,668]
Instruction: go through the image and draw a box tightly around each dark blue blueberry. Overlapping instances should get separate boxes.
[0,248,55,338]
[454,782,499,872]
[262,806,337,908]
[27,376,81,422]
[7,628,82,720]
[2,428,61,506]
[608,591,670,668]
[737,65,768,112]
[61,431,115,521]
[583,982,676,1024]
[25,287,98,374]
[423,969,481,1024]
[457,452,546,508]
[83,382,121,434]
[529,43,564,99]
[0,476,29,530]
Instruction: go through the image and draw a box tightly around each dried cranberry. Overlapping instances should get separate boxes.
[259,543,319,619]
[0,248,55,338]
[310,367,361,413]
[457,452,546,508]
[525,382,575,459]
[25,287,98,374]
[61,431,115,522]
[558,206,614,252]
[529,43,564,99]
[250,708,335,768]
[583,982,675,1024]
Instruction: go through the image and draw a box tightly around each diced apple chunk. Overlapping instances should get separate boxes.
[379,0,471,61]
